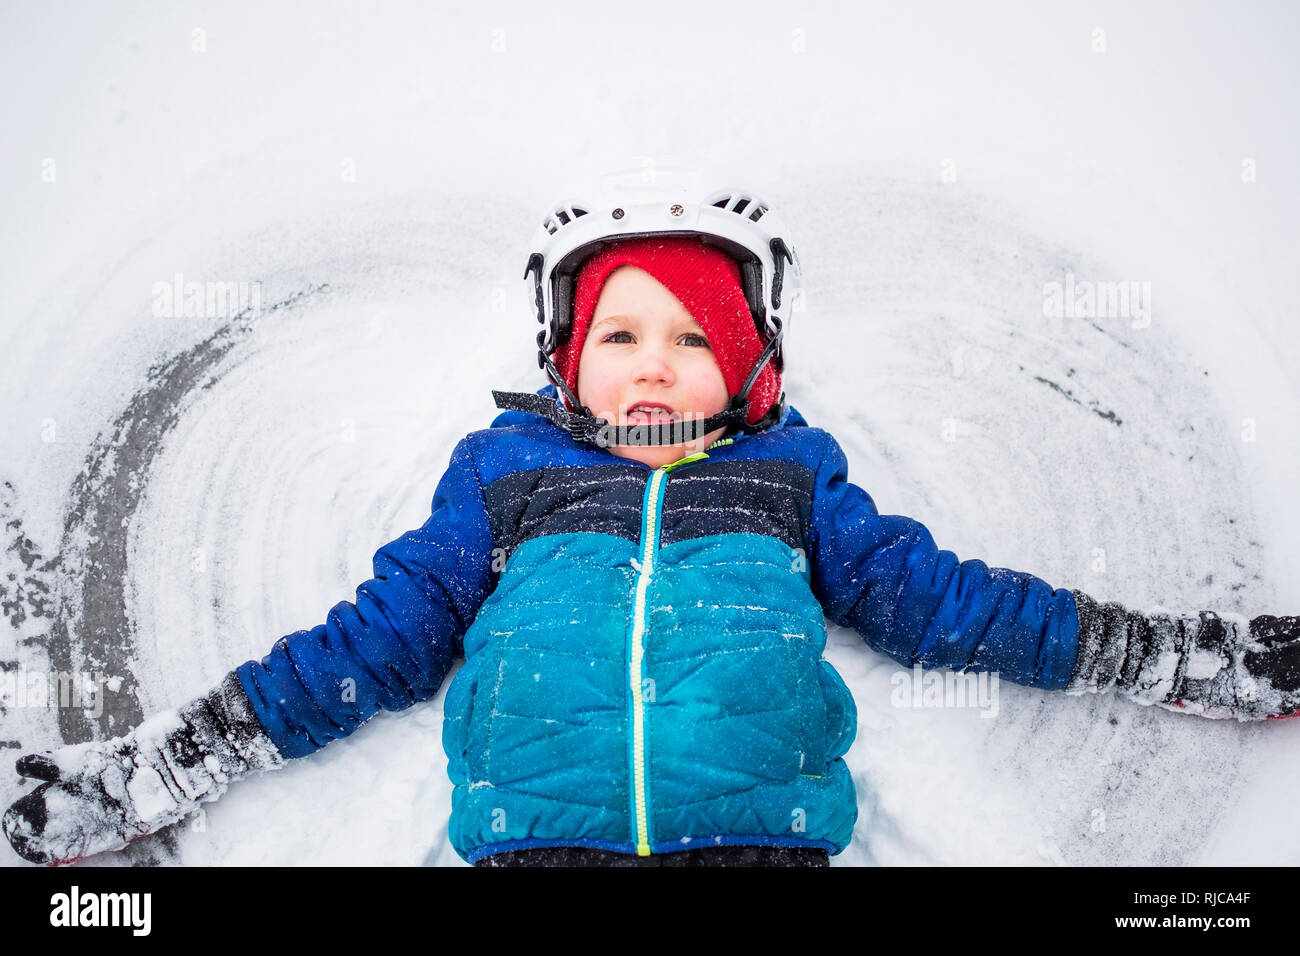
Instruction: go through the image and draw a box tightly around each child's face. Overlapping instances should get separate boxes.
[576,265,731,468]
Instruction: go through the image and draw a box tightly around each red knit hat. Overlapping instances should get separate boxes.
[552,236,781,427]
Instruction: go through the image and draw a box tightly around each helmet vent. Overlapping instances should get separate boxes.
[543,205,589,234]
[710,193,768,223]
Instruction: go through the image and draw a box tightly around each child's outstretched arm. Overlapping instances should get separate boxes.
[807,430,1300,720]
[3,436,495,865]
[2,674,282,866]
[1066,590,1299,720]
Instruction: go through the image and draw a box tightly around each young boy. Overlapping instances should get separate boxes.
[5,188,1298,868]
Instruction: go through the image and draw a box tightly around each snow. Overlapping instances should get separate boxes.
[123,765,176,824]
[1185,648,1230,682]
[2,0,1298,866]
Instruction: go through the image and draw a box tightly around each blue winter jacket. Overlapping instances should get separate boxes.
[235,384,1081,863]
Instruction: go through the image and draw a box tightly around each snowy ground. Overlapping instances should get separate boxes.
[2,0,1297,866]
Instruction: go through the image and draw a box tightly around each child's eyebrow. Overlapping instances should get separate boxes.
[592,314,701,331]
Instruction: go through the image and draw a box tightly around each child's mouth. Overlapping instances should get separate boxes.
[625,405,681,426]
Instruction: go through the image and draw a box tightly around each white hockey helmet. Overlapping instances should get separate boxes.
[522,182,801,427]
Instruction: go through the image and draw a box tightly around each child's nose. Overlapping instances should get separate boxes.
[633,347,675,384]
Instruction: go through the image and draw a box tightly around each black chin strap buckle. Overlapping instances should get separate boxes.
[567,413,607,445]
[492,389,609,445]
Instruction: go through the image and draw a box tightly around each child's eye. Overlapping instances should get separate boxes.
[601,331,710,348]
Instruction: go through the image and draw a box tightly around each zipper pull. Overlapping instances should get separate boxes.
[660,437,732,473]
[661,452,708,473]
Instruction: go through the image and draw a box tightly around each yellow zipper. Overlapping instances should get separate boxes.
[628,437,732,854]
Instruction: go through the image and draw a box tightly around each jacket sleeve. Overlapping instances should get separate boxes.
[233,436,496,758]
[808,430,1080,689]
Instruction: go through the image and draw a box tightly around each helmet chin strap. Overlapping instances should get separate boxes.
[491,389,754,448]
[493,332,784,448]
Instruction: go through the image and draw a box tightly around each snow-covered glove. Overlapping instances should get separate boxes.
[1065,589,1300,721]
[2,671,283,865]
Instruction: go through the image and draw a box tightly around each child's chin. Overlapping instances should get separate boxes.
[612,443,695,466]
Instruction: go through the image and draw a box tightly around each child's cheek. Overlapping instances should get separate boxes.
[581,368,624,416]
